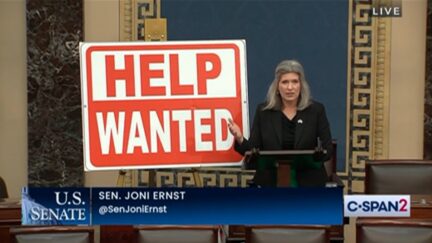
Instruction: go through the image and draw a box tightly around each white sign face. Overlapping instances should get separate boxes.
[80,40,249,171]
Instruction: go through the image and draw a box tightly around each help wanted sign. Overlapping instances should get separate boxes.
[80,40,248,171]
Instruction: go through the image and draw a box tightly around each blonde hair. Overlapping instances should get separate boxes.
[263,60,312,111]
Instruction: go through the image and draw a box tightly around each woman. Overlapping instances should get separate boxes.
[228,60,333,187]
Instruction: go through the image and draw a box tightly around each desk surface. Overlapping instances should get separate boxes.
[410,195,432,219]
[0,199,21,225]
[0,198,20,207]
[411,195,432,207]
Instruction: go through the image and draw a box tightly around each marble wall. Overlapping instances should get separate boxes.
[27,0,83,186]
[426,2,432,159]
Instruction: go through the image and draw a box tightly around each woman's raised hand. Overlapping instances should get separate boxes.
[228,118,244,144]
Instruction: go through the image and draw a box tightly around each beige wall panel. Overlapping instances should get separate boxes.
[84,0,120,187]
[389,0,427,159]
[84,0,120,42]
[0,0,27,198]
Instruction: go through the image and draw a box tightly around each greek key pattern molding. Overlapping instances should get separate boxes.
[138,169,255,188]
[340,0,391,193]
[120,0,159,41]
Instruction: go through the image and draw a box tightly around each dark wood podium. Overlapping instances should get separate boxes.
[0,198,21,243]
[244,149,318,187]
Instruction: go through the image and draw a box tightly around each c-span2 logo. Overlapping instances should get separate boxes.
[80,40,248,171]
[344,195,410,217]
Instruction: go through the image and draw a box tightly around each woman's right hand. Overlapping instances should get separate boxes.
[228,118,244,144]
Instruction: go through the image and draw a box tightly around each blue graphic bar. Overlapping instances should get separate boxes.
[93,187,343,225]
[22,187,343,225]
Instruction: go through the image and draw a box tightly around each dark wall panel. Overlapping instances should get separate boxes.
[27,0,83,186]
[162,0,349,170]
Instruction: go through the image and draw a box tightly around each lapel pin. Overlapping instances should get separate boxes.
[297,119,303,124]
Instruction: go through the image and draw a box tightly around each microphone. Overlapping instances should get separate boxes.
[317,137,322,151]
[244,148,260,170]
[314,137,326,161]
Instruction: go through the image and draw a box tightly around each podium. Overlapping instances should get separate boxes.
[244,149,322,187]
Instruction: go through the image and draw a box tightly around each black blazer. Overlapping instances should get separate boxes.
[235,101,333,187]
